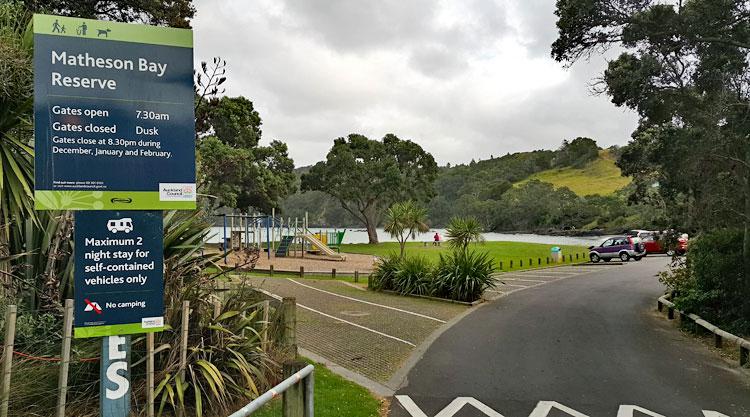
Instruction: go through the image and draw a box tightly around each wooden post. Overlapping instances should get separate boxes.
[529,258,532,267]
[510,260,513,268]
[520,260,523,267]
[331,268,336,279]
[299,266,304,278]
[667,306,675,320]
[282,361,306,417]
[714,333,723,349]
[214,299,221,319]
[56,299,74,417]
[146,332,155,417]
[546,257,550,265]
[261,300,270,352]
[270,265,274,277]
[499,261,503,270]
[177,301,189,417]
[0,305,17,417]
[281,297,297,358]
[740,345,749,367]
[354,270,359,283]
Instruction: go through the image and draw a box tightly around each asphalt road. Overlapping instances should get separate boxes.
[389,257,750,417]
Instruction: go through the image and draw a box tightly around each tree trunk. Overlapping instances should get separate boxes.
[365,221,379,244]
[744,143,750,313]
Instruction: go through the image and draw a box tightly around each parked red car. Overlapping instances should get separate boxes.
[627,230,688,256]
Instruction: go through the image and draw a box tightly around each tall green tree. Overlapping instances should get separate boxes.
[301,134,438,244]
[197,96,296,213]
[384,201,429,258]
[552,0,750,275]
[24,0,195,28]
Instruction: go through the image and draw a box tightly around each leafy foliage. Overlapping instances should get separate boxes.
[446,216,485,253]
[660,230,750,335]
[25,0,195,28]
[433,250,496,302]
[383,200,429,258]
[368,253,401,292]
[369,250,496,302]
[301,133,438,243]
[196,95,296,213]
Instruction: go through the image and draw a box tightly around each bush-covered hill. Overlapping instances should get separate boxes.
[281,138,657,232]
[516,150,631,196]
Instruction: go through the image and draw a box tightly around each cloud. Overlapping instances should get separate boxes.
[192,0,638,166]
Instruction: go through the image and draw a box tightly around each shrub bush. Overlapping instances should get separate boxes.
[370,251,496,302]
[368,253,400,291]
[660,229,750,335]
[433,250,496,302]
[392,255,434,296]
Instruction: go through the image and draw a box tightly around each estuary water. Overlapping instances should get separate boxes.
[206,226,609,247]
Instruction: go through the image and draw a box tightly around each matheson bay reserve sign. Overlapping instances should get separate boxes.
[33,14,196,210]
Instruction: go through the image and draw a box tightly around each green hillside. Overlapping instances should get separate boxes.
[517,150,630,196]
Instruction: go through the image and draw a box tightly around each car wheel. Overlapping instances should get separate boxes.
[589,253,601,263]
[619,252,630,262]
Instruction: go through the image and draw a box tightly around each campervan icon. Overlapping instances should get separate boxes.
[107,218,133,233]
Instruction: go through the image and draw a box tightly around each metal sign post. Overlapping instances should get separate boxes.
[100,336,131,417]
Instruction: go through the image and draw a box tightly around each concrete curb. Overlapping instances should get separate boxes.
[381,290,482,306]
[298,348,395,397]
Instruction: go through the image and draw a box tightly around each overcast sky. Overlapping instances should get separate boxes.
[192,0,638,167]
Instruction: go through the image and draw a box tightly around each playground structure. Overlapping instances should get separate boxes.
[217,210,346,263]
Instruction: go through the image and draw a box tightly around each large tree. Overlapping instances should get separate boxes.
[197,96,295,213]
[301,134,438,244]
[24,0,194,28]
[552,0,749,256]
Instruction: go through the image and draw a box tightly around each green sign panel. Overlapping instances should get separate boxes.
[33,14,195,210]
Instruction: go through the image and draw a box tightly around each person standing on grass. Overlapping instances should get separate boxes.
[434,232,441,246]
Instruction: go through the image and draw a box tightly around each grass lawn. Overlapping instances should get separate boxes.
[248,359,383,417]
[340,241,589,271]
[518,150,631,196]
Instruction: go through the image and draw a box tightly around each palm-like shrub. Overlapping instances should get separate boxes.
[383,200,429,258]
[392,256,433,296]
[369,253,401,291]
[445,216,485,253]
[433,250,496,302]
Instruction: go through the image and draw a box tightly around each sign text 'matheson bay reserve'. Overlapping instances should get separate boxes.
[51,51,168,90]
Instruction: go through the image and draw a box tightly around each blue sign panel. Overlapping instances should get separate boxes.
[100,336,131,417]
[74,210,164,338]
[33,14,195,210]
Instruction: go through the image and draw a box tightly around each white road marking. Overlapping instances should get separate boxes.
[497,283,528,288]
[528,401,589,416]
[496,278,546,283]
[617,405,665,417]
[288,278,446,323]
[396,395,504,417]
[297,303,416,347]
[395,396,732,417]
[250,286,417,346]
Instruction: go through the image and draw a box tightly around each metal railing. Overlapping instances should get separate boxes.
[229,364,314,417]
[658,295,750,367]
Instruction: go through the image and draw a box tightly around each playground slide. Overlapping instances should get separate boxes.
[299,233,346,260]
